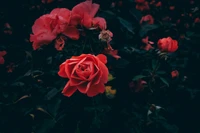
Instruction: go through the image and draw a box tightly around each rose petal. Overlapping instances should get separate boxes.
[72,1,100,18]
[82,13,93,28]
[98,60,109,83]
[65,61,78,78]
[86,83,105,97]
[70,77,86,86]
[0,57,5,64]
[62,26,80,40]
[0,51,7,56]
[92,17,107,30]
[88,64,100,83]
[58,62,68,78]
[50,8,70,21]
[77,81,90,93]
[97,54,107,64]
[62,82,77,97]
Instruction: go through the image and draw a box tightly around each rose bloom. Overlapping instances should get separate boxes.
[71,0,107,30]
[136,1,149,11]
[171,70,179,78]
[41,0,54,4]
[155,2,161,7]
[140,15,154,24]
[194,17,200,23]
[0,51,7,64]
[169,6,175,10]
[157,37,178,52]
[58,54,109,97]
[30,8,80,50]
[135,0,145,3]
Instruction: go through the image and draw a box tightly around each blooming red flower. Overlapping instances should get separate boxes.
[155,2,161,7]
[58,54,109,97]
[0,51,7,65]
[41,0,54,4]
[140,15,154,24]
[136,1,149,11]
[194,17,200,23]
[171,70,179,78]
[135,0,145,3]
[169,6,175,10]
[157,37,178,53]
[71,0,107,30]
[30,8,79,50]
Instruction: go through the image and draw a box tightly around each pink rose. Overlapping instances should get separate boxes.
[140,15,154,24]
[71,0,107,29]
[58,54,109,97]
[157,37,178,53]
[30,8,79,50]
[0,51,7,64]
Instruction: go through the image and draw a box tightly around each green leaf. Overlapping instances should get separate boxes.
[132,75,146,81]
[186,31,195,37]
[44,88,59,100]
[117,17,135,34]
[10,82,25,87]
[156,71,166,75]
[139,24,159,37]
[35,119,55,133]
[159,77,169,87]
[152,59,158,70]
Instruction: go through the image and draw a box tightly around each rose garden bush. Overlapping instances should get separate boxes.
[0,0,200,133]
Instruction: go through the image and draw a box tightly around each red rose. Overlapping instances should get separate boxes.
[171,70,179,78]
[194,17,200,23]
[155,2,162,7]
[0,51,7,64]
[140,15,154,24]
[30,8,79,50]
[135,0,145,3]
[157,37,178,52]
[136,1,149,11]
[169,6,175,10]
[41,0,54,4]
[58,54,109,97]
[71,0,107,29]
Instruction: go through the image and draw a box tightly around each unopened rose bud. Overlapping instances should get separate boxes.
[99,30,113,43]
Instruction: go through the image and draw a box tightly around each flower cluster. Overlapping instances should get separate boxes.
[30,0,107,50]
